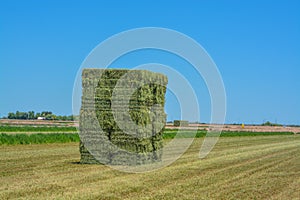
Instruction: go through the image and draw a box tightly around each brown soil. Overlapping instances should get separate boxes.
[0,119,78,127]
[1,120,299,133]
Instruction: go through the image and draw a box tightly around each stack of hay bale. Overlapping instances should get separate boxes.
[79,69,168,165]
[173,120,189,127]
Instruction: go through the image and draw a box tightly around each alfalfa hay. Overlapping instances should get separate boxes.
[79,68,167,165]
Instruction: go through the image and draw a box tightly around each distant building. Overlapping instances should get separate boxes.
[37,117,46,120]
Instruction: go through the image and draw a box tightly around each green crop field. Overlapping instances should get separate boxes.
[0,125,77,133]
[1,135,299,199]
[0,133,80,145]
[0,130,297,146]
[163,129,295,139]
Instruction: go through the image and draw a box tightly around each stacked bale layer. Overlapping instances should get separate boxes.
[80,69,167,165]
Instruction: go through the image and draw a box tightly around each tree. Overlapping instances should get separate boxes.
[28,111,35,119]
[35,112,41,118]
[41,111,52,117]
[8,112,15,119]
[5,111,74,121]
[15,111,28,119]
[67,115,74,121]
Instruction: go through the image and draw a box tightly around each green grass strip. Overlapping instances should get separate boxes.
[0,130,296,145]
[0,125,77,132]
[220,131,294,137]
[163,129,294,139]
[0,133,80,145]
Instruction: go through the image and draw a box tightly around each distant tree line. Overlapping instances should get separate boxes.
[261,121,283,127]
[5,111,74,121]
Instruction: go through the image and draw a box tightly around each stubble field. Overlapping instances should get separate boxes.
[1,135,299,200]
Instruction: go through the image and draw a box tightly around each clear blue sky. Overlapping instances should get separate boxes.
[1,0,299,125]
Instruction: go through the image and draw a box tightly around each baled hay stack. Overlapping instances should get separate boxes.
[79,69,167,165]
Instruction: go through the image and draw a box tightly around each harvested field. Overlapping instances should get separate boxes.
[0,119,77,127]
[0,135,299,199]
[2,120,299,133]
[166,123,300,133]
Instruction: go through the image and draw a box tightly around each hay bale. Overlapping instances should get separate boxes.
[79,69,167,165]
[174,120,189,127]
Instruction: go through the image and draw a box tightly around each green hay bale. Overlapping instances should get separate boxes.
[79,68,167,165]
